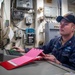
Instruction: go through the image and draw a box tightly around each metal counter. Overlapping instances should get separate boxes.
[0,60,75,75]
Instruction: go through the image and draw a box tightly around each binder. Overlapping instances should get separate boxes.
[0,48,43,70]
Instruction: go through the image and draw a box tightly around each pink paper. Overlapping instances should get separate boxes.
[25,48,43,57]
[9,48,43,65]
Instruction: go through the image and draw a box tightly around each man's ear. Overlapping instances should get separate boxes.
[72,25,75,31]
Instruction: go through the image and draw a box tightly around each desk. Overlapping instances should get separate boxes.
[0,61,75,75]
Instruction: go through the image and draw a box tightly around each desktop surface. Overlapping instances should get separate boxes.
[0,61,75,75]
[1,49,75,75]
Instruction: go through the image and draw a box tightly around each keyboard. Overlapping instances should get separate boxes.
[6,50,23,56]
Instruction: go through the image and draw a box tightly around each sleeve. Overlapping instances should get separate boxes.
[38,38,56,54]
[25,37,58,54]
[24,41,53,53]
[62,49,75,70]
[24,48,30,53]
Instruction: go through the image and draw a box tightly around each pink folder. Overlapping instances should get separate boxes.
[0,48,43,70]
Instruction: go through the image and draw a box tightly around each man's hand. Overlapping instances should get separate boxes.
[40,52,46,56]
[44,54,61,64]
[12,46,25,53]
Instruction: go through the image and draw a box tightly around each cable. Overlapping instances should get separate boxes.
[1,38,10,49]
[11,16,25,31]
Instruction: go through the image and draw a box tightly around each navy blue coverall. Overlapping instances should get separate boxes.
[25,35,75,70]
[39,35,75,70]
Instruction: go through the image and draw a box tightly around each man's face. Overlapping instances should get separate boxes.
[59,19,75,36]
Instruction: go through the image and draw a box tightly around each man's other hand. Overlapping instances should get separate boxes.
[12,46,25,53]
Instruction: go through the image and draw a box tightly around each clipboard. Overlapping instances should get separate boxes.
[0,48,43,70]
